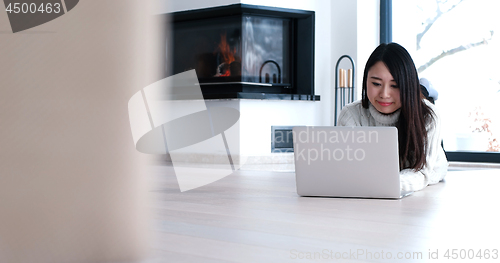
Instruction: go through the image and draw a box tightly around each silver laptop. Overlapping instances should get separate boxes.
[293,126,412,199]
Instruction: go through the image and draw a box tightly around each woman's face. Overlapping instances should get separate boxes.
[366,61,401,114]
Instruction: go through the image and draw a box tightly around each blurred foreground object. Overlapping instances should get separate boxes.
[0,1,163,262]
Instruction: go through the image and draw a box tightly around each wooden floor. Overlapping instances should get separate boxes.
[141,165,500,263]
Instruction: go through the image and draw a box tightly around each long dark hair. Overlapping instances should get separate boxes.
[361,43,433,171]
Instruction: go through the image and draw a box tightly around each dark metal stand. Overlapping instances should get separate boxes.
[334,55,355,125]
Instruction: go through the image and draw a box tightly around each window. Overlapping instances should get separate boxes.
[389,0,500,162]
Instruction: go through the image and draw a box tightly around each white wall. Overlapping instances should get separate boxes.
[239,100,318,156]
[357,0,380,98]
[330,0,358,123]
[330,0,380,111]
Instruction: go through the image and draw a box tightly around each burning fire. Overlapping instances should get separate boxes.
[215,33,237,77]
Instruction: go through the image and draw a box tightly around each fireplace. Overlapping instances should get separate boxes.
[167,4,318,100]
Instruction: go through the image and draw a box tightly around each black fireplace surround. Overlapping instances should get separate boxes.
[167,4,318,100]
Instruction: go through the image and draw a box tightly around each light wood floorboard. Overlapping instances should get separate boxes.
[142,165,500,262]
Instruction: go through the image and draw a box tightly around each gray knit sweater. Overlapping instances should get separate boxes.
[337,100,448,192]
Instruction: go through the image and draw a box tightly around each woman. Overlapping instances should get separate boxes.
[338,43,448,192]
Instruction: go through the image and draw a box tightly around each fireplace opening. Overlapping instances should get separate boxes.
[167,4,318,100]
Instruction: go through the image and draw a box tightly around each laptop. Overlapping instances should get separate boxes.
[293,126,413,199]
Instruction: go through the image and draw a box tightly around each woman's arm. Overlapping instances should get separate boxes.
[338,101,447,192]
[337,101,362,126]
[400,102,448,192]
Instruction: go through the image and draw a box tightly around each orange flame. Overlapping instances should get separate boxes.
[215,33,236,76]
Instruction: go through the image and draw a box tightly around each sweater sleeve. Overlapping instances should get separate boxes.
[337,102,361,126]
[400,102,448,192]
